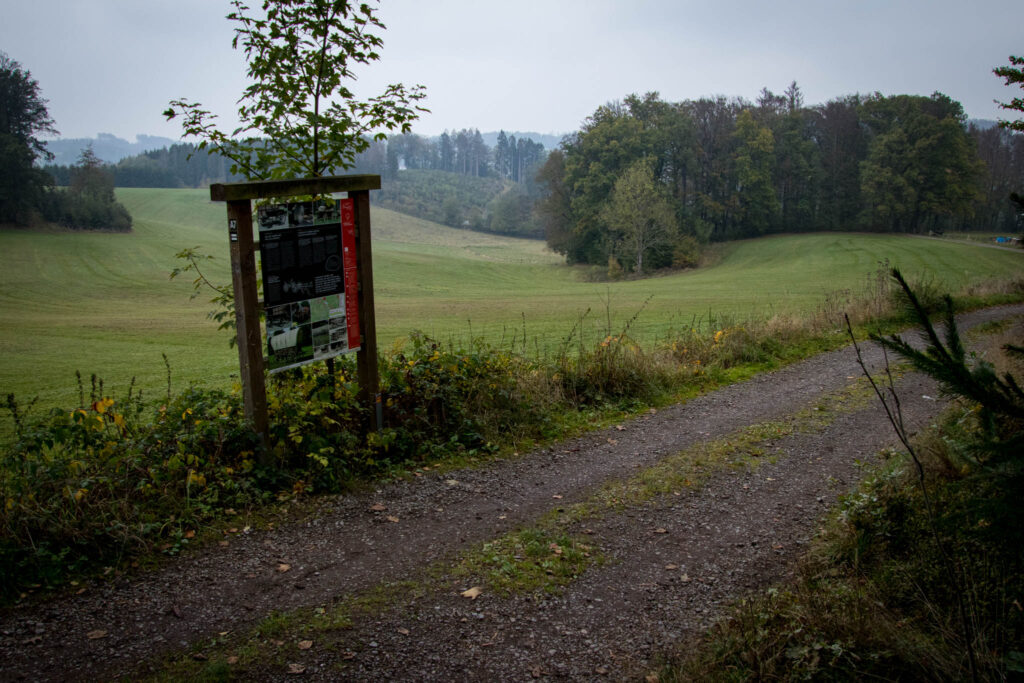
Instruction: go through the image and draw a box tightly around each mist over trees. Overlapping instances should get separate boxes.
[44,128,551,237]
[538,87,1024,273]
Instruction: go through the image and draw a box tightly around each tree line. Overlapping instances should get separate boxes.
[43,129,548,189]
[537,86,1024,274]
[40,129,550,238]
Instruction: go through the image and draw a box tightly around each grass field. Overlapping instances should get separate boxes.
[2,187,1022,409]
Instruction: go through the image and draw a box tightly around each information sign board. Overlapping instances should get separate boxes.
[257,198,361,373]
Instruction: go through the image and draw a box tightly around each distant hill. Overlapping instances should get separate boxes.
[44,133,179,165]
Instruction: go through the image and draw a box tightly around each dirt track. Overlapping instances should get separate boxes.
[2,304,1021,681]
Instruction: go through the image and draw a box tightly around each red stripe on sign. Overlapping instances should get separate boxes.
[340,198,361,349]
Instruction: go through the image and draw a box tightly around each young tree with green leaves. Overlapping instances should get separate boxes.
[600,158,677,274]
[164,0,427,180]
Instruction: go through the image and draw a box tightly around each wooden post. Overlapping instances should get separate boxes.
[226,200,270,452]
[351,189,382,430]
[210,175,382,439]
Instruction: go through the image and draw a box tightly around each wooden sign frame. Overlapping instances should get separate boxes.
[210,175,383,449]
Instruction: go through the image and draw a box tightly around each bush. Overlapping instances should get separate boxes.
[39,186,132,231]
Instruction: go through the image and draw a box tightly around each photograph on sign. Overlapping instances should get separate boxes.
[259,198,360,373]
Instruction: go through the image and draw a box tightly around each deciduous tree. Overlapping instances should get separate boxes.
[859,93,981,232]
[732,109,778,235]
[0,52,57,223]
[164,0,427,180]
[600,158,677,274]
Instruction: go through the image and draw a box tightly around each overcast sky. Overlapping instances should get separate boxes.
[3,0,1022,143]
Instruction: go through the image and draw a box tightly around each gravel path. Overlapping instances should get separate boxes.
[1,304,1021,682]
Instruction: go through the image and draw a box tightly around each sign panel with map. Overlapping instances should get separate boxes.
[257,198,361,373]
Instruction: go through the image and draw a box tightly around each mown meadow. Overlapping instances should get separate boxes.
[2,187,1022,410]
[1,187,1022,600]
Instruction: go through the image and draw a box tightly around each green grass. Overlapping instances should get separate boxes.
[2,187,1022,409]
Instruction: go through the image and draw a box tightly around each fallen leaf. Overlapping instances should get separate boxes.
[341,651,356,660]
[615,425,625,431]
[227,527,238,533]
[225,508,236,515]
[646,674,659,683]
[665,564,679,570]
[680,573,691,582]
[386,515,400,523]
[583,528,594,534]
[219,540,230,547]
[277,563,291,573]
[226,656,239,665]
[607,438,617,445]
[76,587,86,595]
[287,663,306,675]
[184,530,196,539]
[595,666,609,674]
[397,627,410,635]
[86,629,107,640]
[369,503,387,512]
[297,640,313,650]
[549,543,563,556]
[445,479,459,486]
[461,586,483,600]
[272,639,285,646]
[654,528,668,534]
[552,494,563,500]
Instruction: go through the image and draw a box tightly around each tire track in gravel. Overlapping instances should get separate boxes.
[1,304,1021,682]
[297,373,941,682]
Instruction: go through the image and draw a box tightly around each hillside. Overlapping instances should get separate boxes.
[1,187,1022,410]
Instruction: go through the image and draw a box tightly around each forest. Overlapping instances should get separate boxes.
[538,86,1024,274]
[37,85,1024,258]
